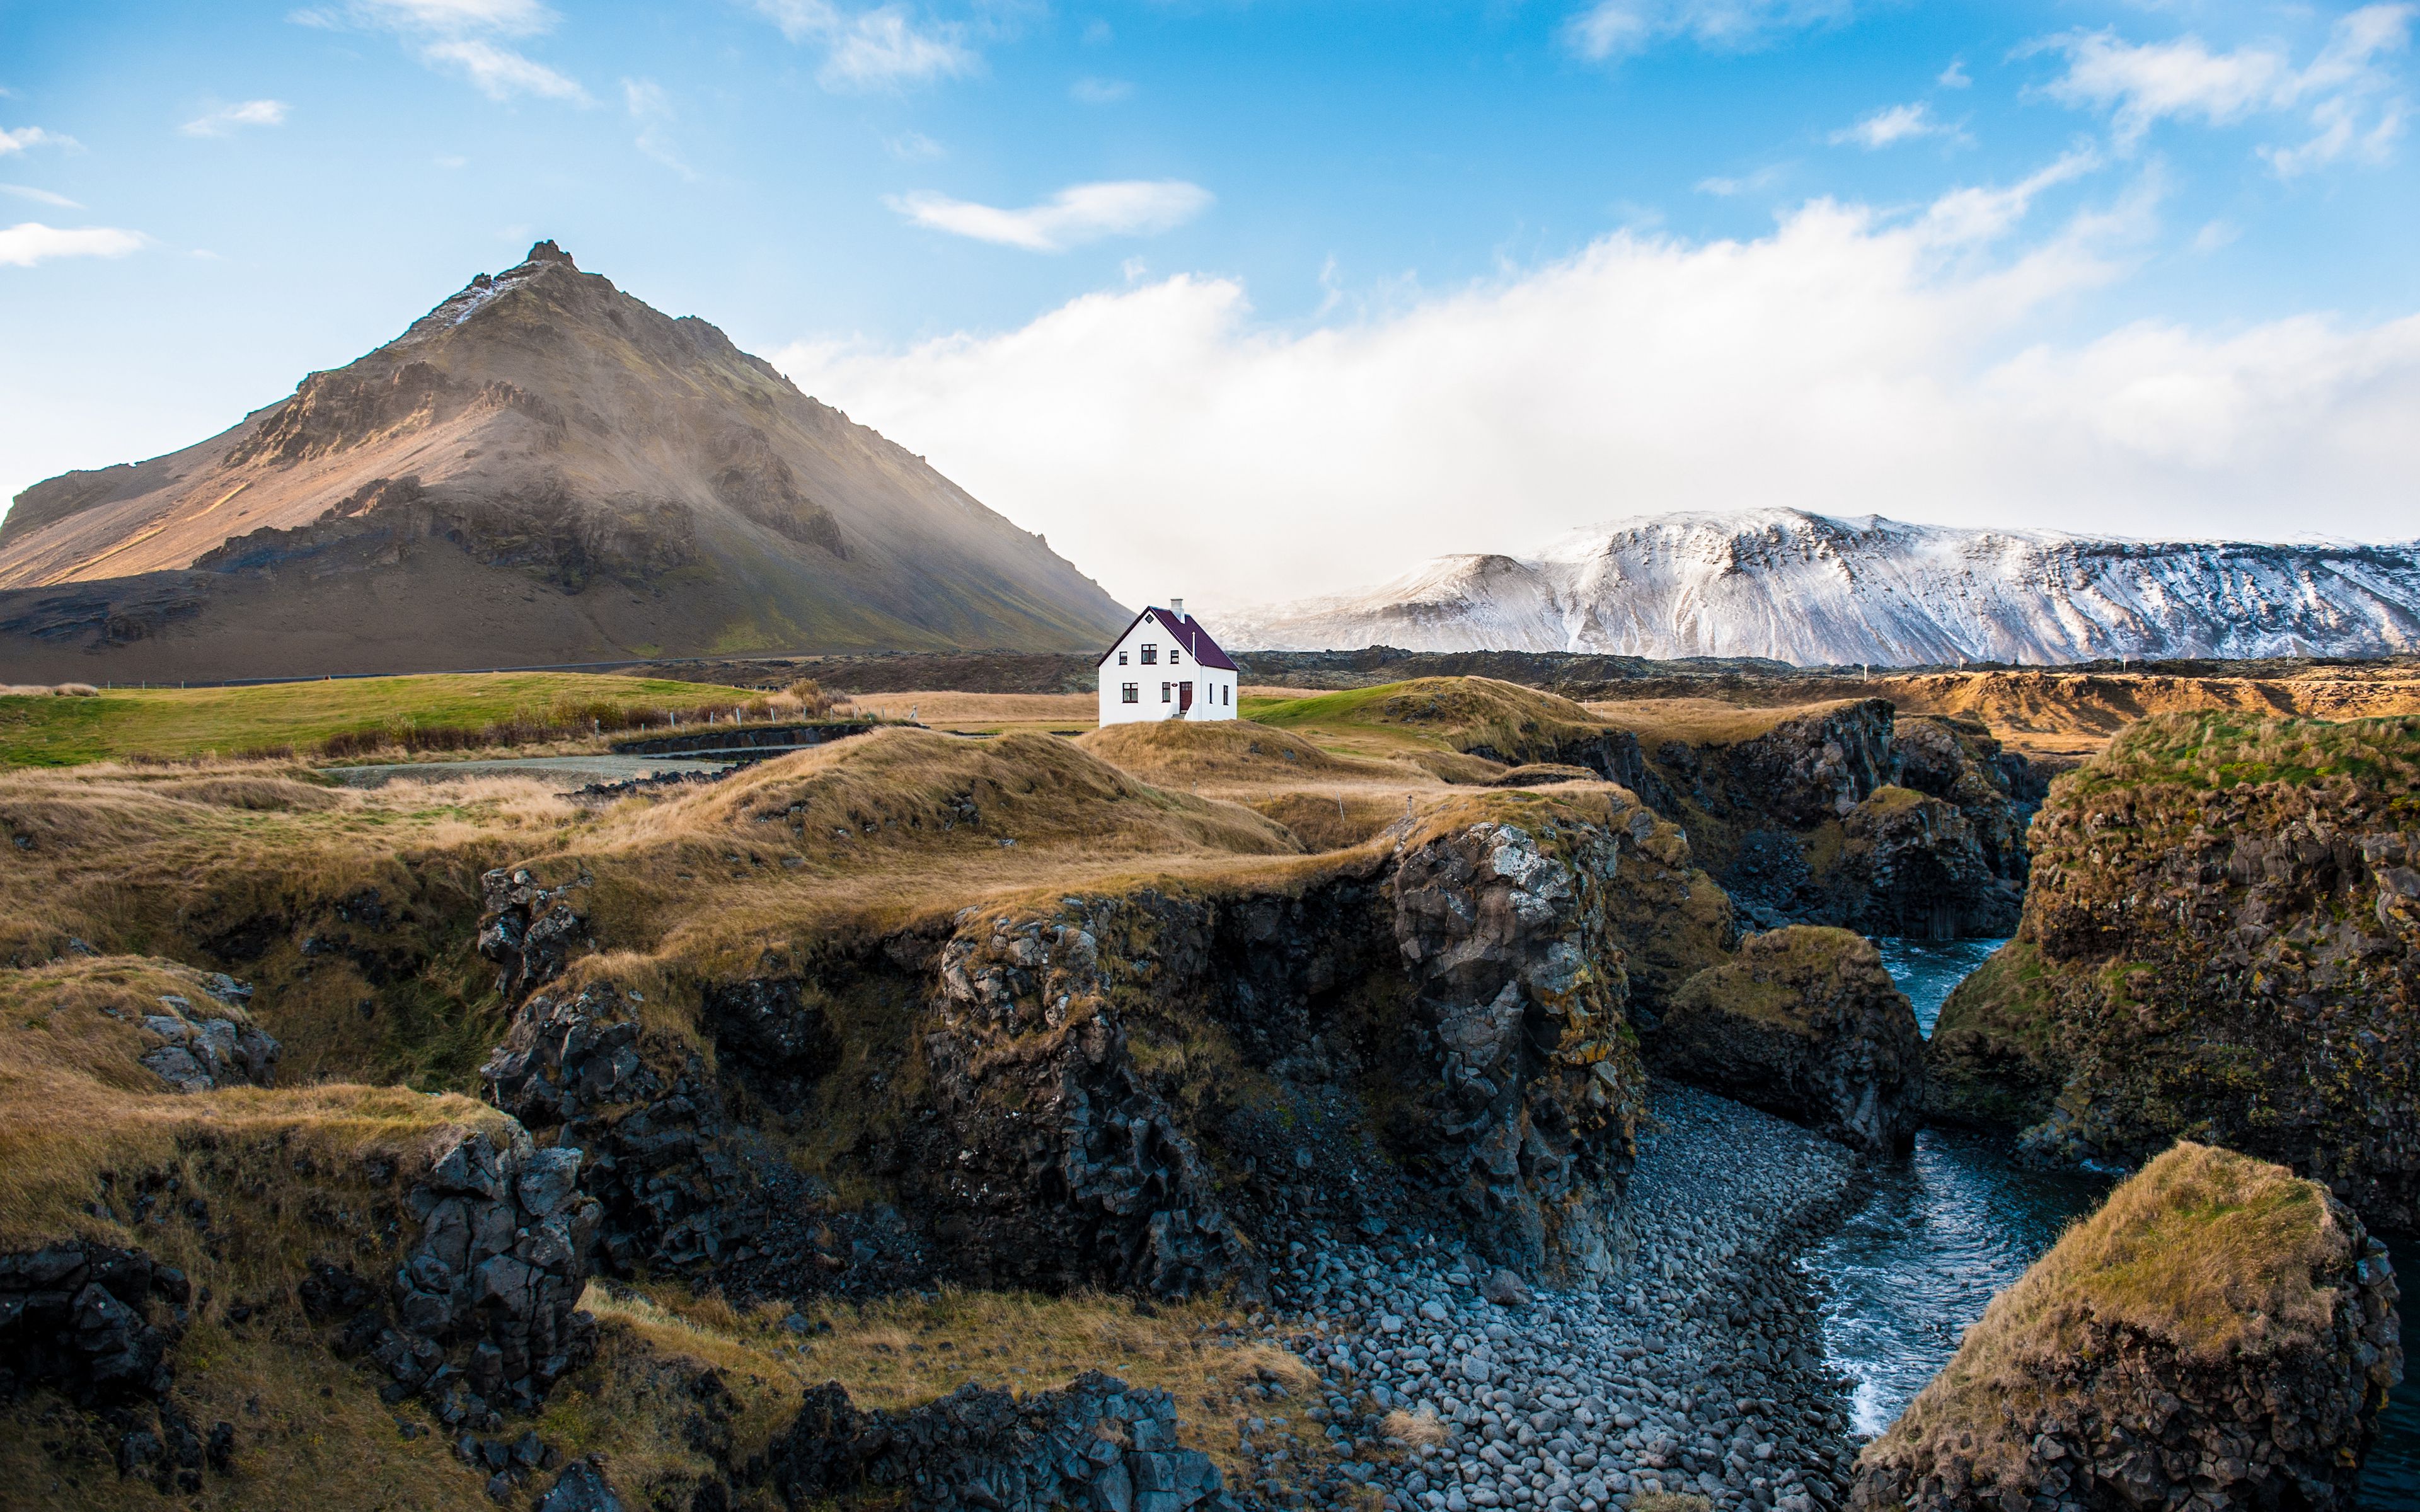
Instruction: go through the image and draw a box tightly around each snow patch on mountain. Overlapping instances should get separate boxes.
[1222,510,2420,666]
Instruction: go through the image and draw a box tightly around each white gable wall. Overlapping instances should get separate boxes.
[1097,612,1239,726]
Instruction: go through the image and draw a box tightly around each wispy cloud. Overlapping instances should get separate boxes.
[0,183,82,208]
[291,0,589,103]
[751,1,977,89]
[2028,4,2413,174]
[623,77,696,178]
[885,180,1212,252]
[0,221,144,267]
[1695,163,1785,195]
[1565,0,1853,62]
[1071,76,1132,104]
[1937,59,1971,89]
[179,99,290,136]
[0,125,78,156]
[886,130,945,160]
[1831,100,1955,149]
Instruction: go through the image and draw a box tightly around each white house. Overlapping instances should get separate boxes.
[1097,599,1240,726]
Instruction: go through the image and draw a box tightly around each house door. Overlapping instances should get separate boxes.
[1177,682,1194,715]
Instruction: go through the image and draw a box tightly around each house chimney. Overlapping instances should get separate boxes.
[1170,597,1186,621]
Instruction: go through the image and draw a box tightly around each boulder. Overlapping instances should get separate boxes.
[1649,926,1924,1154]
[1850,1142,2403,1512]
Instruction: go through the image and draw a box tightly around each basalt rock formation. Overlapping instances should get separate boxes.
[476,781,1729,1298]
[1647,926,1924,1154]
[1850,1142,2403,1512]
[0,241,1128,680]
[1925,713,2420,1228]
[753,1372,1240,1512]
[1627,700,2032,940]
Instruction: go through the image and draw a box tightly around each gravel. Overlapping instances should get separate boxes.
[1231,1082,1865,1512]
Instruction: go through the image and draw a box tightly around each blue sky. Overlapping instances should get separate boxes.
[3,1,2416,607]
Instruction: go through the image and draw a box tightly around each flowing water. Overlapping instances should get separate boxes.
[1806,937,2418,1507]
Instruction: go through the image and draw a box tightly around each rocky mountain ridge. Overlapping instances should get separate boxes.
[0,242,1128,680]
[1221,510,2420,667]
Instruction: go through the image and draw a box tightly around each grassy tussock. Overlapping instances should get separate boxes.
[1865,1142,2353,1486]
[1664,926,1883,1036]
[1250,677,1609,764]
[0,761,580,1084]
[1077,721,1414,787]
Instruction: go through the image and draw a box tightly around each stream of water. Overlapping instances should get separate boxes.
[1804,937,2416,1508]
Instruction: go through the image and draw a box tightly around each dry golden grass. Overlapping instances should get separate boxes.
[835,689,1097,733]
[1864,1142,2353,1488]
[1583,697,1861,749]
[1632,1493,1714,1512]
[1380,1407,1448,1447]
[1078,719,1422,789]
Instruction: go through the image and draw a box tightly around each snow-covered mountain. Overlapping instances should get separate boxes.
[1221,510,2420,666]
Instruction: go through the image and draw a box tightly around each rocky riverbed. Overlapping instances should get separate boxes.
[1228,1083,1862,1512]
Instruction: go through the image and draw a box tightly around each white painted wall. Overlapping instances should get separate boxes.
[1097,610,1239,726]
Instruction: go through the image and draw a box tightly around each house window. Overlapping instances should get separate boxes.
[1139,644,1158,665]
[1222,684,1230,706]
[1118,650,1128,665]
[1160,682,1172,703]
[1171,648,1182,665]
[1121,682,1139,704]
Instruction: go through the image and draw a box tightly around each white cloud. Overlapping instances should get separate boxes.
[0,183,82,208]
[0,125,77,156]
[422,38,587,100]
[292,0,587,102]
[1938,59,1971,89]
[0,222,144,267]
[1830,101,1949,148]
[306,0,555,34]
[886,130,945,160]
[885,179,1212,252]
[751,1,976,88]
[766,158,2420,610]
[1696,164,1785,195]
[179,99,290,136]
[2031,5,2412,172]
[1565,0,1853,62]
[1071,76,1132,104]
[623,77,696,178]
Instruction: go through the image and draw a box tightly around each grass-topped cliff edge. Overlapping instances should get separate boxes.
[1925,711,2420,1227]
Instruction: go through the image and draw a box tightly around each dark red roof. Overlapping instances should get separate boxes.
[1098,606,1240,672]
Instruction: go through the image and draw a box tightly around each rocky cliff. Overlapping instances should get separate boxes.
[1925,712,2420,1229]
[0,242,1128,680]
[479,782,1732,1297]
[1851,1142,2402,1512]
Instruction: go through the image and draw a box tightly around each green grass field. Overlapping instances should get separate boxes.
[0,672,764,767]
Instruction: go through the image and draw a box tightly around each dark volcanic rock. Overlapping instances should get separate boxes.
[1850,1142,2403,1512]
[751,1370,1238,1512]
[1649,925,1924,1153]
[333,1129,600,1419]
[0,1242,185,1406]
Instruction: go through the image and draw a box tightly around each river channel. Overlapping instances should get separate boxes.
[1804,937,2416,1508]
